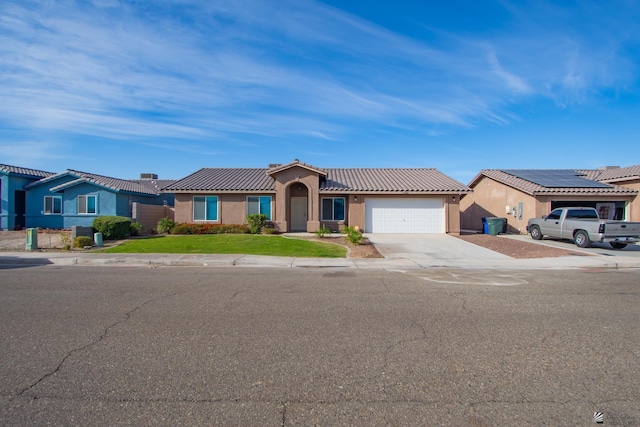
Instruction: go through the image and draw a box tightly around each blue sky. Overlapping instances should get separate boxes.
[1,0,639,184]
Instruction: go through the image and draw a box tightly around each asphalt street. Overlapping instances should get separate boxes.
[1,266,639,426]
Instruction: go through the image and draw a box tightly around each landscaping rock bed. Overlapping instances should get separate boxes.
[0,230,70,251]
[457,233,583,259]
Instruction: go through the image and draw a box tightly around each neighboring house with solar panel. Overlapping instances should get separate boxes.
[460,166,640,234]
[1,164,55,230]
[23,170,175,230]
[164,159,472,234]
[594,165,640,221]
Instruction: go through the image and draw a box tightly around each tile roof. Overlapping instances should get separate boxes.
[576,169,604,181]
[165,168,276,192]
[131,179,177,192]
[0,164,54,178]
[472,169,637,195]
[27,170,163,196]
[595,165,640,182]
[321,168,470,193]
[165,167,471,193]
[267,159,327,177]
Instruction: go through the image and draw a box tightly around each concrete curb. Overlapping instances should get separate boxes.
[1,251,639,270]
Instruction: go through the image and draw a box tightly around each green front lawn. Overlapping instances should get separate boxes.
[98,234,347,258]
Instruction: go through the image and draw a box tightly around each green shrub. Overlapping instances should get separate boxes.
[157,217,176,234]
[92,216,132,240]
[130,222,143,236]
[171,223,250,235]
[315,225,332,237]
[74,236,94,248]
[60,233,71,251]
[246,214,268,234]
[343,226,363,245]
[262,222,278,234]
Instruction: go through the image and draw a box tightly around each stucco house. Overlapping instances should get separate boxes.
[595,165,640,218]
[1,164,55,230]
[460,166,639,234]
[165,159,471,234]
[24,170,175,230]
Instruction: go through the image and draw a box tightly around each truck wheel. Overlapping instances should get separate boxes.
[574,230,591,248]
[529,225,543,240]
[610,242,627,249]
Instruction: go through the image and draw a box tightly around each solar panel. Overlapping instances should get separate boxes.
[502,169,613,188]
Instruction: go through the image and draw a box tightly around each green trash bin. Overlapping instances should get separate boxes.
[486,218,504,236]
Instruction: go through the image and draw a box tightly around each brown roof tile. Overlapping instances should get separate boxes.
[166,166,471,193]
[267,159,327,177]
[0,164,54,178]
[27,170,162,196]
[131,179,178,192]
[596,165,640,182]
[166,168,276,192]
[322,168,471,193]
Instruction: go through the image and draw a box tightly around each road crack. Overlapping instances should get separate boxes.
[281,402,287,426]
[17,291,182,397]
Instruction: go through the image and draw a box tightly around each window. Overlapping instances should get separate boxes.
[247,196,271,220]
[194,196,218,221]
[547,209,562,220]
[44,196,62,215]
[78,195,97,214]
[321,197,345,221]
[567,209,598,219]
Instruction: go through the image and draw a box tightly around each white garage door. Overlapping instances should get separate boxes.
[365,198,444,233]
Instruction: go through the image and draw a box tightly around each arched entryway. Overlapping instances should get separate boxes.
[289,183,309,231]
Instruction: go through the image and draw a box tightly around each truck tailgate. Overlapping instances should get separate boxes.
[603,222,640,236]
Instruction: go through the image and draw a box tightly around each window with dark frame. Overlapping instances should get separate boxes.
[321,197,345,221]
[247,196,272,220]
[78,195,97,214]
[44,196,62,214]
[193,196,218,221]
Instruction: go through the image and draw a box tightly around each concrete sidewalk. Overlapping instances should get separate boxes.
[1,238,639,270]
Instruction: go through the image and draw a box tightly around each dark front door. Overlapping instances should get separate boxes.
[14,190,26,229]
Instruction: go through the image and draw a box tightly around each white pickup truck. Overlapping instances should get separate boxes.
[526,207,640,248]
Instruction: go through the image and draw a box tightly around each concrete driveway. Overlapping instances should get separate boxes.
[365,233,511,268]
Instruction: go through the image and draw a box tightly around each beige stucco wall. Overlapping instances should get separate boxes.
[461,176,638,233]
[131,202,174,233]
[272,166,322,232]
[460,176,537,234]
[173,193,275,225]
[346,194,363,231]
[446,196,461,235]
[173,193,192,224]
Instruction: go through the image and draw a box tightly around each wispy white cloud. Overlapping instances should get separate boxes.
[0,139,71,167]
[486,51,531,95]
[0,0,638,156]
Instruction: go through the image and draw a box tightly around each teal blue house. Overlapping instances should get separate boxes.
[24,170,174,229]
[1,164,54,230]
